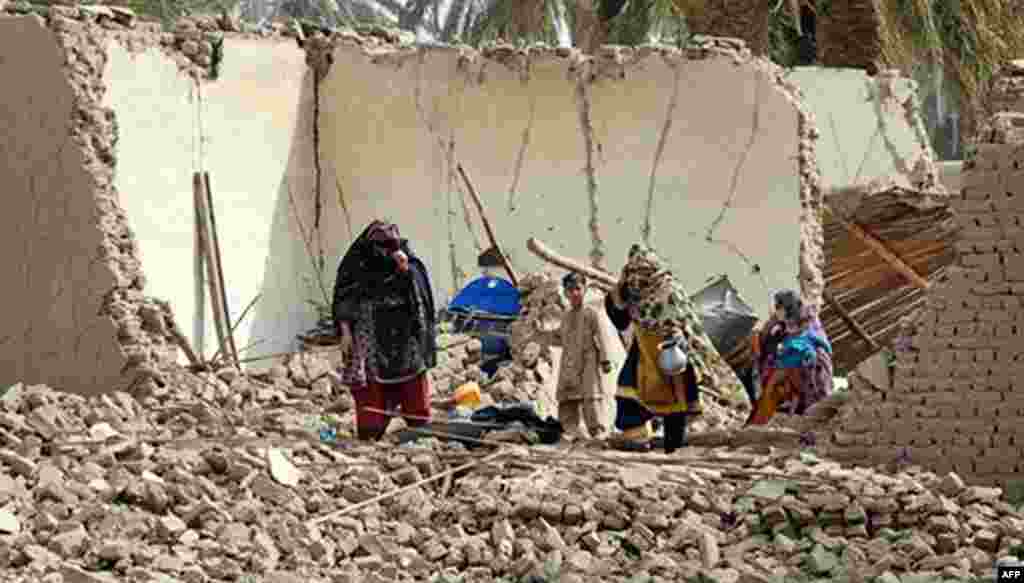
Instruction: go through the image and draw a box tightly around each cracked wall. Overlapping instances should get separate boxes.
[1,9,941,386]
[251,36,827,361]
[787,67,942,194]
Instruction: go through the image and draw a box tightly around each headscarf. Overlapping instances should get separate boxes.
[618,243,747,402]
[773,289,802,324]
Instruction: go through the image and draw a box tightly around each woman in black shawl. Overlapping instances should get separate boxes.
[332,220,437,440]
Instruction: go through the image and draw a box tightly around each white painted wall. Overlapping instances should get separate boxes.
[104,38,307,362]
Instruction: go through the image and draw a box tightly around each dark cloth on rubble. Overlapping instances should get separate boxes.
[332,220,437,387]
[395,403,563,448]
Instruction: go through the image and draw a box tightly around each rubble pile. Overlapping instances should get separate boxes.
[1,378,1023,583]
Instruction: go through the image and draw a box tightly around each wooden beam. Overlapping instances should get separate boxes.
[526,237,617,291]
[203,172,240,368]
[194,173,230,367]
[456,163,519,287]
[193,183,207,359]
[823,289,880,352]
[823,205,931,290]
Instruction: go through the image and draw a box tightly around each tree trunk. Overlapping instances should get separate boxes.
[818,0,884,73]
[509,0,547,40]
[677,0,772,54]
[572,0,606,54]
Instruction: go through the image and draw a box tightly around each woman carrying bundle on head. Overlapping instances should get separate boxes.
[603,243,734,454]
[746,289,833,425]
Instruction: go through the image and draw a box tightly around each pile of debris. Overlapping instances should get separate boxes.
[0,380,1023,583]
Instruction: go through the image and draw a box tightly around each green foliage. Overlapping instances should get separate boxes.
[879,0,1024,119]
[766,7,800,67]
[463,0,563,46]
[604,0,687,47]
[209,34,225,79]
[124,0,237,26]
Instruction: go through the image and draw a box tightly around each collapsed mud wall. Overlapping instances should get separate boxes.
[251,34,828,361]
[0,11,182,395]
[823,111,1024,488]
[0,7,305,393]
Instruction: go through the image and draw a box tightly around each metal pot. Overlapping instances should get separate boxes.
[657,336,689,378]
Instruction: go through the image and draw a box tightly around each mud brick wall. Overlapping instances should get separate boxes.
[817,0,884,73]
[686,0,772,55]
[824,111,1024,488]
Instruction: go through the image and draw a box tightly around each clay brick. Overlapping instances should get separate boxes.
[973,283,1013,296]
[975,349,997,362]
[921,428,955,445]
[937,310,976,324]
[946,445,984,459]
[992,433,1015,447]
[961,226,998,240]
[964,253,1001,270]
[951,434,973,447]
[970,434,993,447]
[951,459,976,474]
[988,445,1021,460]
[974,456,1004,474]
[957,420,991,434]
[993,193,1024,210]
[996,420,1024,435]
[972,391,1005,403]
[921,391,958,403]
[976,403,1003,418]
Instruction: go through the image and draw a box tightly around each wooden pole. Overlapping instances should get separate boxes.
[823,205,931,290]
[193,183,207,359]
[203,172,240,368]
[166,311,202,368]
[308,449,506,525]
[194,172,230,368]
[210,293,260,366]
[456,163,518,287]
[823,289,879,351]
[526,237,617,290]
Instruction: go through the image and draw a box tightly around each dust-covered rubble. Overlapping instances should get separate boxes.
[1,376,1023,583]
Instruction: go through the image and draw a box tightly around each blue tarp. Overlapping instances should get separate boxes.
[448,276,521,317]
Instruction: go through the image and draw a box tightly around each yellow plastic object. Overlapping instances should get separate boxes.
[453,382,482,409]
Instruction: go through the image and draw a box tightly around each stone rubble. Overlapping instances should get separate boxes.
[1,356,1022,583]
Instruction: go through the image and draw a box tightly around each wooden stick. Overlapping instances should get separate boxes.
[194,173,229,365]
[822,288,879,351]
[211,293,261,367]
[362,407,508,429]
[166,310,202,368]
[823,205,930,290]
[456,163,519,287]
[204,171,240,368]
[193,183,207,359]
[235,337,477,366]
[308,449,506,525]
[526,237,617,290]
